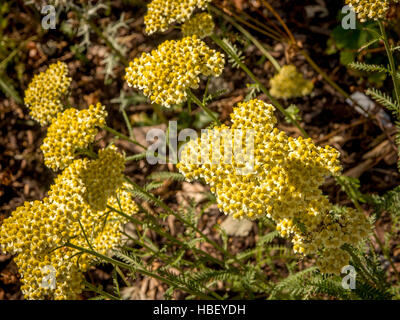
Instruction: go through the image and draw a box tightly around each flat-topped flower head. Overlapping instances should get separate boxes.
[125,36,224,108]
[345,0,400,22]
[81,145,125,211]
[182,13,215,38]
[0,159,138,300]
[177,99,369,274]
[40,103,107,171]
[24,62,71,126]
[178,99,341,221]
[144,0,211,34]
[269,65,313,99]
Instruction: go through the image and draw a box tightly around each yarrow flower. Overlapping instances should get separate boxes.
[81,145,125,211]
[0,158,138,300]
[177,99,370,274]
[182,13,215,38]
[24,62,71,126]
[345,0,400,22]
[144,0,211,34]
[125,35,224,108]
[269,65,314,99]
[40,103,107,171]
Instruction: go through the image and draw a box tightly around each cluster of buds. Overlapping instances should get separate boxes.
[182,13,215,38]
[24,62,71,126]
[40,103,108,171]
[125,35,224,108]
[0,156,137,299]
[269,65,314,99]
[0,63,139,299]
[345,0,400,22]
[144,0,211,34]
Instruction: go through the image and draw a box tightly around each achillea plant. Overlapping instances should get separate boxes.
[144,0,211,34]
[4,0,398,300]
[269,65,314,99]
[345,0,400,22]
[177,99,370,274]
[181,12,215,38]
[125,35,225,107]
[24,61,71,126]
[40,103,107,171]
[0,156,137,299]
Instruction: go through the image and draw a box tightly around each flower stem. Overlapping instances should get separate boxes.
[103,126,146,150]
[187,90,221,125]
[66,242,215,299]
[120,107,134,139]
[210,5,281,72]
[379,20,400,110]
[211,34,309,138]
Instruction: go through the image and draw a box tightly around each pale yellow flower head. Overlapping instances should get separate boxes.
[24,62,71,126]
[269,65,313,99]
[40,103,107,171]
[0,158,138,300]
[144,0,211,34]
[125,36,224,108]
[345,0,399,22]
[177,99,371,274]
[81,145,125,211]
[178,99,341,221]
[182,13,215,38]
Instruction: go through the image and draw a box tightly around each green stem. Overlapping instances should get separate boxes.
[104,126,147,150]
[107,204,226,268]
[379,20,400,109]
[120,107,134,139]
[373,232,400,283]
[210,6,281,72]
[211,34,308,137]
[123,176,275,290]
[187,90,221,125]
[66,242,215,299]
[152,104,168,124]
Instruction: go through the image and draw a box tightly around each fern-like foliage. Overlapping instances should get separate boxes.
[222,38,245,68]
[369,186,400,219]
[269,267,318,299]
[148,171,185,182]
[343,244,393,300]
[366,88,400,116]
[348,62,388,74]
[366,88,400,169]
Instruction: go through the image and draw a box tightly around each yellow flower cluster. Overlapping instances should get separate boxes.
[0,157,138,300]
[177,99,370,274]
[81,145,125,211]
[182,13,215,38]
[345,0,399,21]
[277,207,370,274]
[24,62,71,126]
[41,103,107,171]
[144,0,211,34]
[125,36,224,108]
[269,65,314,99]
